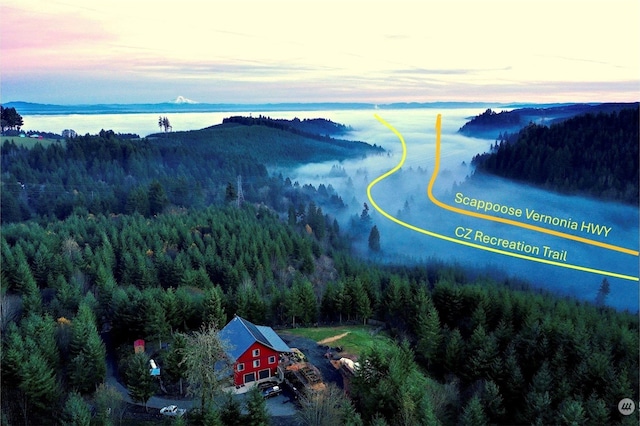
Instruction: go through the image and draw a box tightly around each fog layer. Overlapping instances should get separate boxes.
[22,108,639,311]
[288,108,639,311]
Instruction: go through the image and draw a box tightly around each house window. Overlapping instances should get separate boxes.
[237,363,245,371]
[252,349,260,357]
[268,356,276,364]
[253,359,260,368]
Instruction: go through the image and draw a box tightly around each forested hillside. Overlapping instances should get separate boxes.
[459,102,638,139]
[2,204,638,425]
[1,116,377,223]
[471,107,639,204]
[221,115,351,137]
[1,115,638,425]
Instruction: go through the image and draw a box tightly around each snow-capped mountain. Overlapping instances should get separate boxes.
[172,96,198,104]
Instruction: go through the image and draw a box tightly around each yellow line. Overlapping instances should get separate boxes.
[427,114,639,257]
[367,114,639,282]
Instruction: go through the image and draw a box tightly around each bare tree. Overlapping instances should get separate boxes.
[94,383,126,426]
[0,294,22,333]
[296,383,347,426]
[178,322,232,412]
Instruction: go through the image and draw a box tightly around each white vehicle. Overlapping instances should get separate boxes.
[160,405,186,417]
[261,385,282,399]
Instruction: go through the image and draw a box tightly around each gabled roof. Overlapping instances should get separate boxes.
[219,315,291,360]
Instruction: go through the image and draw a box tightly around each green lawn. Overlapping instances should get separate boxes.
[282,325,395,357]
[2,136,62,148]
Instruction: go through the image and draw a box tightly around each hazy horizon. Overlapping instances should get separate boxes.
[2,0,639,105]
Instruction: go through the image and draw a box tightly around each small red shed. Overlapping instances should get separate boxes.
[134,339,145,354]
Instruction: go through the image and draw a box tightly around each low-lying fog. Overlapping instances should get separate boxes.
[286,108,639,312]
[21,107,639,311]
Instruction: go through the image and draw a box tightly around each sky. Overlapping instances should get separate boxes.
[1,0,639,105]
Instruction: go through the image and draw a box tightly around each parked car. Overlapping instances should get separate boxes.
[160,405,186,417]
[258,381,278,391]
[261,385,282,399]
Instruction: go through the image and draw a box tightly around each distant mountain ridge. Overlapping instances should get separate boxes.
[4,100,509,115]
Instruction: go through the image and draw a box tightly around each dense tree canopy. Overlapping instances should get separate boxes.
[1,112,637,425]
[472,107,639,204]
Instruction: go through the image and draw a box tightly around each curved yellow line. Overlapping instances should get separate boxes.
[367,114,639,282]
[427,115,639,257]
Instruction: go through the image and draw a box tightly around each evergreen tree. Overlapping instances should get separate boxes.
[21,313,60,372]
[68,302,107,393]
[584,393,609,425]
[299,239,315,274]
[482,380,505,423]
[432,281,462,328]
[142,291,170,347]
[1,323,26,384]
[524,362,553,425]
[466,325,500,382]
[351,341,436,425]
[219,392,243,426]
[360,203,371,223]
[0,106,24,131]
[61,391,91,426]
[341,398,364,426]
[343,277,371,324]
[296,277,318,325]
[163,335,187,396]
[287,204,298,226]
[284,285,302,327]
[413,289,441,368]
[148,180,168,215]
[125,186,150,216]
[444,328,464,374]
[203,285,227,328]
[124,352,157,410]
[595,277,610,306]
[558,398,586,426]
[368,225,381,252]
[18,350,61,412]
[458,395,487,426]
[14,256,42,316]
[1,188,25,223]
[245,386,269,426]
[225,182,237,203]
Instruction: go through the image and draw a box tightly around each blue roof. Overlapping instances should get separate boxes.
[219,316,291,361]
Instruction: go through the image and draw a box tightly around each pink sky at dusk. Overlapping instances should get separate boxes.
[1,0,639,104]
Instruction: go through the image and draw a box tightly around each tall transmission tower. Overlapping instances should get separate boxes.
[236,175,245,208]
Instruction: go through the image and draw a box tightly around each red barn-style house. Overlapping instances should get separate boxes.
[219,315,291,387]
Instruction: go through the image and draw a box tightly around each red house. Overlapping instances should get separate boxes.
[219,315,291,386]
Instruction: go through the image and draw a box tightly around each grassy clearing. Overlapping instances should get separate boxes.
[2,136,62,147]
[282,325,395,357]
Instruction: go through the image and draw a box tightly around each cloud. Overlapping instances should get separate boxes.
[0,5,112,51]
